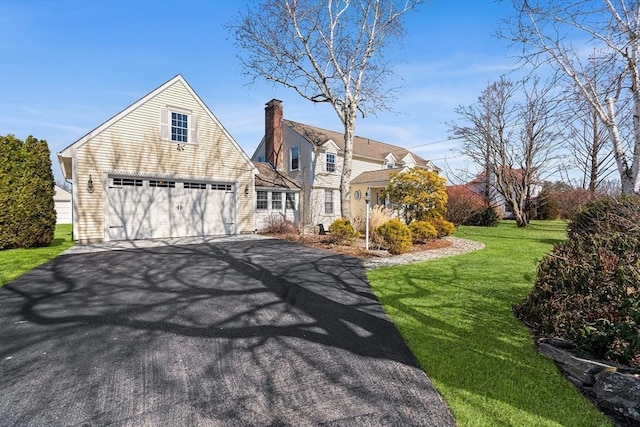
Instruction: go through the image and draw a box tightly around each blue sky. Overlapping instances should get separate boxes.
[0,0,518,184]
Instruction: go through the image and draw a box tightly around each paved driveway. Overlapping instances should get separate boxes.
[0,237,454,426]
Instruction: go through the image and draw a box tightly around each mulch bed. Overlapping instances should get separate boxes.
[265,233,452,259]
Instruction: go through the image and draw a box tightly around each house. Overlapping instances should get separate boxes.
[251,99,440,230]
[57,75,256,243]
[54,185,72,224]
[254,162,300,231]
[467,169,541,218]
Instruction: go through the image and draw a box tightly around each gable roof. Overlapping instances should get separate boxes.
[282,119,437,169]
[58,74,256,176]
[254,162,300,190]
[350,167,408,185]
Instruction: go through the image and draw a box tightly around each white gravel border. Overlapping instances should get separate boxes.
[362,237,485,269]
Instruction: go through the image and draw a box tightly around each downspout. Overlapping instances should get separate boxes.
[65,178,73,241]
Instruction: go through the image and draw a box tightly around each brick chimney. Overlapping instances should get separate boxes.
[265,99,283,170]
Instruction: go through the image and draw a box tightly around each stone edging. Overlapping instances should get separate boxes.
[538,339,640,424]
[362,236,485,269]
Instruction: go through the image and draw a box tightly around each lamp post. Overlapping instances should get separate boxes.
[365,187,371,251]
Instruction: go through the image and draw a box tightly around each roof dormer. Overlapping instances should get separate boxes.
[383,153,397,169]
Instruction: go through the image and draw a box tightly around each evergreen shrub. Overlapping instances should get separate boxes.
[377,219,412,254]
[515,195,640,367]
[409,220,437,243]
[328,218,359,245]
[0,135,56,249]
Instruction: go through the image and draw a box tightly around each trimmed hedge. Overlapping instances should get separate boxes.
[515,196,640,367]
[0,135,56,249]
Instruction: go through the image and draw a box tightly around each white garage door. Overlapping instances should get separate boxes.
[106,176,236,241]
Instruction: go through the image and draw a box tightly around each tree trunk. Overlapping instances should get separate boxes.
[340,106,356,221]
[605,98,637,194]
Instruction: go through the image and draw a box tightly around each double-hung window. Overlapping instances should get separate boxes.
[291,146,299,170]
[324,189,333,214]
[285,193,296,210]
[257,191,268,210]
[326,153,335,172]
[171,112,188,142]
[272,192,282,210]
[161,108,197,144]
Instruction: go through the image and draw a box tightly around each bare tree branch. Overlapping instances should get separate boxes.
[228,0,419,219]
[501,0,640,194]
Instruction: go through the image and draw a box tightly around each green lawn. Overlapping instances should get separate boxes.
[0,224,74,287]
[367,221,612,427]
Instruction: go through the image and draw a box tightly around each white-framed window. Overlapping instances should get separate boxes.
[291,146,299,170]
[326,153,335,172]
[257,191,268,210]
[324,189,333,214]
[150,180,176,188]
[112,177,142,187]
[211,184,233,191]
[272,192,282,210]
[184,181,207,190]
[171,112,188,142]
[286,193,296,210]
[384,159,395,169]
[160,108,197,144]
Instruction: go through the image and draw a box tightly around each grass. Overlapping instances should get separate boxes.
[367,220,612,427]
[0,224,74,287]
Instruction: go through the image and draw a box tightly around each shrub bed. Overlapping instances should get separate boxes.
[515,196,640,368]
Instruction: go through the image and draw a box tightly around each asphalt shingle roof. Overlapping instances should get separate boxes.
[283,119,432,166]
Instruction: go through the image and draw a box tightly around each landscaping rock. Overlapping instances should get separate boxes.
[593,371,640,423]
[538,342,613,385]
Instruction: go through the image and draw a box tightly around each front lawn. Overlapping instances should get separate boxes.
[0,224,74,287]
[367,221,611,427]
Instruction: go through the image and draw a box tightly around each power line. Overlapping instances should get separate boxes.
[407,137,462,149]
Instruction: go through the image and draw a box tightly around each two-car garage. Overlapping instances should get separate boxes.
[105,175,236,241]
[57,75,256,243]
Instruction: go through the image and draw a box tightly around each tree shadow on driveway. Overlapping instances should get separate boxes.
[0,238,454,426]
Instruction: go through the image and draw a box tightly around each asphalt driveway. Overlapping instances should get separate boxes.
[0,237,454,426]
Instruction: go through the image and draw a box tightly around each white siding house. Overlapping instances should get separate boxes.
[57,75,256,243]
[252,99,440,229]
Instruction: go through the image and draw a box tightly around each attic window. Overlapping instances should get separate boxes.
[171,112,188,142]
[160,108,198,144]
[384,159,395,169]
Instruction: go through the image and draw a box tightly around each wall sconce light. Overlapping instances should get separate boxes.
[87,175,94,193]
[177,144,185,151]
[244,185,249,196]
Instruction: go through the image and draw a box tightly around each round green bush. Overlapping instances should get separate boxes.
[515,195,640,367]
[429,217,456,237]
[409,220,437,243]
[377,219,412,254]
[328,218,359,245]
[464,207,500,227]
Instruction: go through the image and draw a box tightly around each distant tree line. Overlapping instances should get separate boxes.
[0,134,56,249]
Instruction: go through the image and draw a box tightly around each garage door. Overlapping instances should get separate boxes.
[106,176,236,241]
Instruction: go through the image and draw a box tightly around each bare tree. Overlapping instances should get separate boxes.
[450,76,562,227]
[503,0,640,194]
[562,92,617,196]
[229,0,419,220]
